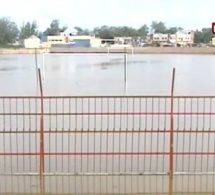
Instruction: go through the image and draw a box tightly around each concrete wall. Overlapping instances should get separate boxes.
[1,47,215,55]
[0,48,49,54]
[24,36,41,49]
[49,47,215,55]
[90,38,102,47]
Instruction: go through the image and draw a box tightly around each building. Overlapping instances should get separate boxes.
[24,35,41,49]
[152,31,194,47]
[211,37,215,46]
[47,34,103,48]
[47,36,68,44]
[175,31,194,46]
[114,37,133,45]
[152,33,169,43]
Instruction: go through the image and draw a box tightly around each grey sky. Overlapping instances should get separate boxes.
[0,0,214,31]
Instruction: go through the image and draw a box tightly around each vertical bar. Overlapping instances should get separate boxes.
[2,98,6,192]
[61,98,64,193]
[55,98,58,193]
[38,68,45,194]
[150,98,153,192]
[137,97,141,193]
[68,98,71,194]
[81,98,83,194]
[16,98,20,193]
[22,99,26,191]
[9,99,14,193]
[169,68,175,195]
[48,98,51,193]
[99,98,103,194]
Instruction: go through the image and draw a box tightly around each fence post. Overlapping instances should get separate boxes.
[169,68,175,195]
[38,68,45,194]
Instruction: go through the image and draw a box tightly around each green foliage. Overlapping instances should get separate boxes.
[0,17,213,47]
[91,25,149,39]
[0,17,19,45]
[74,27,91,35]
[19,20,39,40]
[43,19,67,35]
[194,28,212,44]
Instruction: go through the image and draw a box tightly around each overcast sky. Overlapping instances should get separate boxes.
[0,0,214,31]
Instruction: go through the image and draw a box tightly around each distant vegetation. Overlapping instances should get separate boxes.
[0,17,213,47]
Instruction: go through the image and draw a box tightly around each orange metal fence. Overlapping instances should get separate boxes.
[0,94,215,194]
[0,69,215,195]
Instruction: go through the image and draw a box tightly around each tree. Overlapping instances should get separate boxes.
[74,27,90,35]
[95,26,115,39]
[91,25,148,39]
[201,28,212,43]
[19,20,39,40]
[166,27,178,34]
[138,25,149,37]
[0,17,19,45]
[194,28,212,44]
[150,21,167,33]
[43,19,67,35]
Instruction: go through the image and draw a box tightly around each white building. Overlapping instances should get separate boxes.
[152,33,169,42]
[175,31,194,44]
[152,31,195,46]
[24,35,41,49]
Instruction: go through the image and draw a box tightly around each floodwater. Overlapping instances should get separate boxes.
[0,53,215,95]
[0,54,215,194]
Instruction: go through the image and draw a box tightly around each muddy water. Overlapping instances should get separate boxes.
[0,54,215,194]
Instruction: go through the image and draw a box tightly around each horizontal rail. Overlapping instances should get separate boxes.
[1,130,215,133]
[2,172,215,176]
[0,95,215,98]
[1,112,215,115]
[0,152,215,156]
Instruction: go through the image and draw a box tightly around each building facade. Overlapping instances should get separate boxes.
[152,34,169,42]
[24,35,41,49]
[152,31,195,46]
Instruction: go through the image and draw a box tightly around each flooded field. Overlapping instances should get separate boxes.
[0,54,215,194]
[0,53,215,95]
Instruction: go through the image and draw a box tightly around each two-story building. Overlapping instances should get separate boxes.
[152,33,169,43]
[152,31,194,47]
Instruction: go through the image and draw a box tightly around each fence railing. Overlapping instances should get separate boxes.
[0,95,215,194]
[0,68,215,195]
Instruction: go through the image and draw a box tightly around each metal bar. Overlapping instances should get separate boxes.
[169,68,175,195]
[2,171,215,176]
[1,130,215,133]
[1,152,215,155]
[1,112,215,115]
[38,68,45,194]
[2,95,215,98]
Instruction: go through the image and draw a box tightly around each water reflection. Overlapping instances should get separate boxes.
[0,66,19,71]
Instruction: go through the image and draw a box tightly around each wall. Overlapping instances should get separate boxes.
[212,37,215,46]
[90,38,102,47]
[47,36,67,44]
[153,34,168,42]
[69,35,93,42]
[24,37,40,48]
[49,47,215,54]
